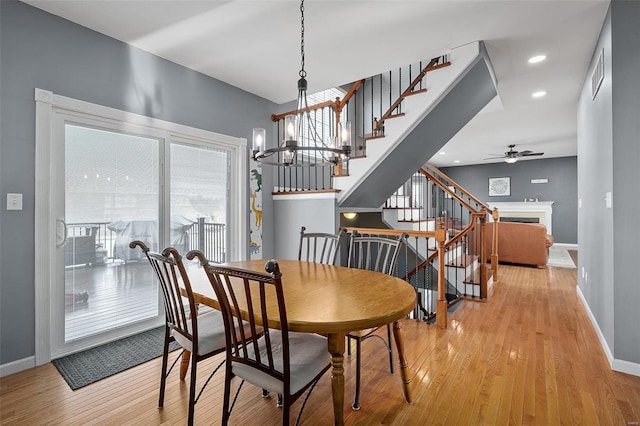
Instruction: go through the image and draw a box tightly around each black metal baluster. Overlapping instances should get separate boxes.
[398,67,402,114]
[379,73,383,121]
[389,71,392,116]
[370,76,374,135]
[362,78,365,138]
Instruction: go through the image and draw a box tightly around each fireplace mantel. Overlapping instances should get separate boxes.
[487,201,555,234]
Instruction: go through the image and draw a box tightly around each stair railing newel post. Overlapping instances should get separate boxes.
[491,208,500,283]
[435,220,448,329]
[479,214,488,300]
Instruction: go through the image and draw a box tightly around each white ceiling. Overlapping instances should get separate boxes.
[22,0,610,167]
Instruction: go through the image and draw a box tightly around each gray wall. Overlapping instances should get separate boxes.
[577,6,614,363]
[441,156,578,244]
[578,1,640,366]
[0,0,276,365]
[273,197,339,260]
[610,1,640,365]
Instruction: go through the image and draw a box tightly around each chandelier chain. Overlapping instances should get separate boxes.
[299,0,306,78]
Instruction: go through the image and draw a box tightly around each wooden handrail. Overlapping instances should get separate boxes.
[271,79,364,122]
[404,212,483,280]
[337,79,364,109]
[379,57,451,123]
[423,164,491,212]
[419,167,479,213]
[271,99,337,122]
[340,226,436,240]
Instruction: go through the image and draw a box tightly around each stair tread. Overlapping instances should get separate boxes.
[403,88,428,97]
[462,265,495,285]
[384,206,424,210]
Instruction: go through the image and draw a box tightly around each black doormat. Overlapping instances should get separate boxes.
[53,327,180,390]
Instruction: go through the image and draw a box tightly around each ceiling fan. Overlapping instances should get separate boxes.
[484,144,544,163]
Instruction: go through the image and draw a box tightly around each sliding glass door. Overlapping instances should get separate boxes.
[36,89,246,362]
[40,104,244,360]
[170,141,229,264]
[62,124,162,345]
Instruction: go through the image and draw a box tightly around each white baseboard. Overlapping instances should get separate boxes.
[613,359,640,377]
[0,356,36,378]
[576,285,614,364]
[553,243,578,249]
[576,285,640,377]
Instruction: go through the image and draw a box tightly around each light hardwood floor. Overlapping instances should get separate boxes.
[2,264,640,425]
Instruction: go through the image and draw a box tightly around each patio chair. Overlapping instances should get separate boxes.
[187,251,331,426]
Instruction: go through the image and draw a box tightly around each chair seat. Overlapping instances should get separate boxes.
[173,310,226,356]
[173,311,261,357]
[232,331,329,395]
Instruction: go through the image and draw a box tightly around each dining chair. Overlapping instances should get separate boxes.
[129,241,227,426]
[187,251,331,426]
[298,226,345,265]
[346,231,408,410]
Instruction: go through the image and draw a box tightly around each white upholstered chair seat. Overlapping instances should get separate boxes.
[172,310,225,356]
[173,311,259,357]
[232,331,328,395]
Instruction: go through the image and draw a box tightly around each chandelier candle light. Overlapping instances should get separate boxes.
[252,0,351,168]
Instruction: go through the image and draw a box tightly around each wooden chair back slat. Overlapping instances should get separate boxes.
[140,247,196,341]
[190,254,290,386]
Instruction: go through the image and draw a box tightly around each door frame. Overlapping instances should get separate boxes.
[34,88,247,364]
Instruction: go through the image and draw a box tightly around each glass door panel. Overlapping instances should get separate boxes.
[170,142,229,263]
[64,124,161,342]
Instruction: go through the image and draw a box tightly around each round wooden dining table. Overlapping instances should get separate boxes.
[186,259,416,425]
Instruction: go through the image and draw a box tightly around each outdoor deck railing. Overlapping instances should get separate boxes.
[65,218,226,266]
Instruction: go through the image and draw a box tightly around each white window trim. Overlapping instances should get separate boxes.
[34,88,247,364]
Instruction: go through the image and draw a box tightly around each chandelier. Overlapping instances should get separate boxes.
[252,0,352,168]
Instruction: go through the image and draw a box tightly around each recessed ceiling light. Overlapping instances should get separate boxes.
[528,55,546,64]
[439,151,446,155]
[454,160,461,164]
[532,90,547,98]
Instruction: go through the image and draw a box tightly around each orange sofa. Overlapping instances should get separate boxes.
[484,221,554,267]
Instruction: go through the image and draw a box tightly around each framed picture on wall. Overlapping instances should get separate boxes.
[489,177,511,197]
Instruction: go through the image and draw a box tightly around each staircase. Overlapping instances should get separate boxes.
[335,40,497,208]
[270,40,500,326]
[381,166,496,310]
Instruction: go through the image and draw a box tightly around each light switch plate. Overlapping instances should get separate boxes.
[7,193,23,211]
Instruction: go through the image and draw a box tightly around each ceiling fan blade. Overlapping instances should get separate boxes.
[483,156,506,160]
[516,150,533,156]
[520,152,544,157]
